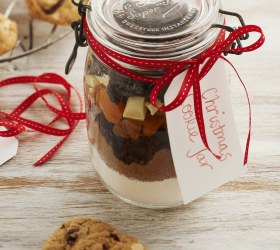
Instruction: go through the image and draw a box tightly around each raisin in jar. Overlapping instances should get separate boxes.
[84,0,224,208]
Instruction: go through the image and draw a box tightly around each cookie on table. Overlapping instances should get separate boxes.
[25,0,88,26]
[42,217,148,250]
[0,13,18,55]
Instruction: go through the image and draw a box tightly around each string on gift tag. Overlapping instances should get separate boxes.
[0,73,86,166]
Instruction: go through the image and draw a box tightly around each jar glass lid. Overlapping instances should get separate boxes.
[88,0,222,60]
[110,0,200,37]
[93,0,219,38]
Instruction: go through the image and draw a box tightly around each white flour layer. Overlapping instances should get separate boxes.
[91,145,183,207]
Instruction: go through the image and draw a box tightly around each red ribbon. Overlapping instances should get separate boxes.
[84,17,265,164]
[0,73,86,166]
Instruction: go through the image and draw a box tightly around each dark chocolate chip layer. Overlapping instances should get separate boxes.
[96,112,170,165]
[106,71,153,103]
[106,71,168,104]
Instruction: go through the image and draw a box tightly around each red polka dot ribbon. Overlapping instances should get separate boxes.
[84,17,265,164]
[0,73,86,166]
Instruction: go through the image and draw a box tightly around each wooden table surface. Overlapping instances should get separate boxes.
[0,1,279,249]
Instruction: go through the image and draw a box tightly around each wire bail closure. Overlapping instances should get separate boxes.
[65,0,91,74]
[212,9,250,55]
[65,1,250,74]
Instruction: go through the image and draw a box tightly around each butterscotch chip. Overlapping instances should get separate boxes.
[25,0,88,25]
[98,89,125,124]
[0,14,18,55]
[42,217,148,250]
[143,113,166,136]
[120,119,143,140]
[112,119,143,140]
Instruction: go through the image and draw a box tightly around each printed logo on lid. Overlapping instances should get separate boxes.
[113,0,198,35]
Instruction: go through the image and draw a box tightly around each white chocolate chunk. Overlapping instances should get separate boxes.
[88,87,95,102]
[85,74,100,88]
[123,96,147,121]
[96,75,110,87]
[145,100,162,116]
[88,87,95,95]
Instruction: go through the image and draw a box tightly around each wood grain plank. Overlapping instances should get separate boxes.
[0,0,279,249]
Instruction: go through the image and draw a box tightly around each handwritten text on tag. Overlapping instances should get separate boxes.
[165,60,246,204]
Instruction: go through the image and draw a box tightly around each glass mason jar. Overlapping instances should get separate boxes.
[84,0,225,208]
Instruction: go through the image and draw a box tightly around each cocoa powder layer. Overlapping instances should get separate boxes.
[91,122,177,182]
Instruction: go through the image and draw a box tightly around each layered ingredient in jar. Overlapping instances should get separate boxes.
[84,50,182,206]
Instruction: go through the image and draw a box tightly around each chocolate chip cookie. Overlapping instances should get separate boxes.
[25,0,88,25]
[0,13,17,55]
[42,217,148,250]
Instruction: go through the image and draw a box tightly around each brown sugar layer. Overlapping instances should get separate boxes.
[91,114,176,182]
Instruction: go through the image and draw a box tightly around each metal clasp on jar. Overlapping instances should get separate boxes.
[65,0,91,74]
[211,9,250,55]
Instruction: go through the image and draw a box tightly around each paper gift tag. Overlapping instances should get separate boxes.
[0,127,18,166]
[165,60,246,204]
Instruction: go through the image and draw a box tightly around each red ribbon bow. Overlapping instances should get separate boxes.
[84,17,265,164]
[0,73,86,166]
